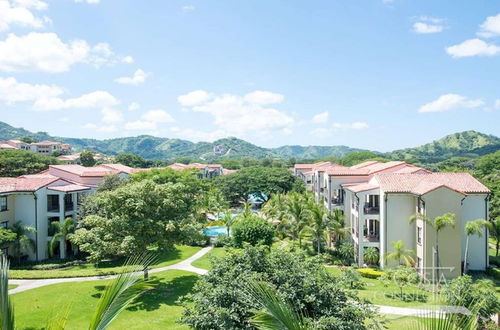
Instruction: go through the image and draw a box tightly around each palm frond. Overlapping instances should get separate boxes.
[0,254,14,330]
[88,253,155,330]
[246,280,309,330]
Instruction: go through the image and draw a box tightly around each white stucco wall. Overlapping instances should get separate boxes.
[461,194,488,270]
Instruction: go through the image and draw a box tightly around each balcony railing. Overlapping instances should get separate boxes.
[364,204,379,214]
[64,202,74,213]
[332,197,343,205]
[363,234,380,242]
[47,205,59,213]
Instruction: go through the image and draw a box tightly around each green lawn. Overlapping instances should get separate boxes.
[326,267,444,308]
[191,247,227,270]
[381,315,432,329]
[11,270,197,330]
[10,245,201,279]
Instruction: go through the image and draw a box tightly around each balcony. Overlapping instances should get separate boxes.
[64,202,74,213]
[363,234,380,242]
[332,197,343,206]
[364,204,379,214]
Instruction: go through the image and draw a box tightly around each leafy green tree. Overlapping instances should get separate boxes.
[214,167,305,205]
[337,241,355,265]
[488,217,500,257]
[48,218,75,258]
[10,222,35,264]
[0,228,16,248]
[80,150,96,167]
[96,174,129,192]
[340,151,387,166]
[409,212,456,280]
[114,153,149,168]
[0,150,58,177]
[180,246,373,329]
[381,266,420,297]
[463,219,488,274]
[363,247,380,266]
[385,240,415,266]
[221,210,237,237]
[231,216,275,248]
[339,268,364,289]
[71,180,198,273]
[20,137,34,144]
[308,202,332,254]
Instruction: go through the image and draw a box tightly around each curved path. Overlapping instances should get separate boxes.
[8,246,213,295]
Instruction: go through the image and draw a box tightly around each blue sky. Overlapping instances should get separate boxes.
[0,0,499,151]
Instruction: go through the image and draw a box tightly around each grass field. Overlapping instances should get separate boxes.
[10,245,201,279]
[326,267,444,307]
[191,247,227,270]
[11,270,197,330]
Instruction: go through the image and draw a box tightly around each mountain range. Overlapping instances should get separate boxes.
[0,121,498,162]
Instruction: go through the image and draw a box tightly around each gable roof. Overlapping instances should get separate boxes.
[0,176,61,193]
[374,172,490,195]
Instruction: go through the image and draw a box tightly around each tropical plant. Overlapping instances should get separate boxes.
[231,216,275,248]
[328,209,349,247]
[262,194,289,239]
[221,210,237,237]
[0,228,16,247]
[363,247,380,266]
[409,212,456,280]
[385,240,415,266]
[240,201,253,221]
[285,193,311,249]
[308,202,332,254]
[488,217,500,257]
[337,240,355,265]
[0,254,14,330]
[381,266,420,298]
[339,268,364,289]
[49,218,75,258]
[463,219,488,274]
[10,221,36,264]
[245,280,308,330]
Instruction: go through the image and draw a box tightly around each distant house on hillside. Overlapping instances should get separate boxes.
[167,163,224,178]
[0,139,72,155]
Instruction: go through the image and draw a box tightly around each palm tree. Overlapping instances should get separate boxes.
[409,212,456,280]
[1,253,153,330]
[463,219,488,274]
[221,210,237,237]
[488,217,500,257]
[385,240,415,266]
[241,201,253,221]
[308,202,331,254]
[245,280,308,330]
[49,217,75,258]
[262,194,289,239]
[285,194,311,249]
[329,209,349,245]
[0,254,14,330]
[363,247,380,266]
[11,221,36,264]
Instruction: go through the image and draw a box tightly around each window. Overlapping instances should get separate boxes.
[0,222,7,228]
[417,226,422,245]
[417,199,425,214]
[0,196,7,212]
[416,257,422,272]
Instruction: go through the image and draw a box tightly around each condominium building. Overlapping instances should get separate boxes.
[0,140,72,155]
[294,161,490,279]
[167,163,224,178]
[0,164,142,261]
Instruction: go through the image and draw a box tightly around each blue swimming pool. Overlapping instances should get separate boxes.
[203,226,229,237]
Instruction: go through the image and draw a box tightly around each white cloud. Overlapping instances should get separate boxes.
[494,99,500,110]
[128,102,140,111]
[418,94,484,113]
[83,123,117,133]
[182,5,195,12]
[0,0,48,32]
[0,32,122,73]
[312,111,329,124]
[142,109,174,123]
[33,90,119,111]
[413,22,443,34]
[122,56,134,64]
[478,14,500,38]
[446,38,500,58]
[0,76,63,104]
[332,121,369,130]
[124,120,157,131]
[101,108,123,123]
[114,69,149,85]
[178,90,294,138]
[177,90,213,107]
[243,90,284,105]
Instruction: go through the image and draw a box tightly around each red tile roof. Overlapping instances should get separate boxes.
[48,184,91,193]
[344,183,380,193]
[49,165,116,177]
[350,160,380,169]
[374,173,490,195]
[99,164,139,174]
[0,177,61,193]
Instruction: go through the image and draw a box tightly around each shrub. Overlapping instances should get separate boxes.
[339,268,365,289]
[358,268,384,279]
[337,241,355,265]
[231,216,274,248]
[213,235,232,247]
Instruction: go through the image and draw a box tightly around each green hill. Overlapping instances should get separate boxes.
[0,121,498,161]
[388,131,500,163]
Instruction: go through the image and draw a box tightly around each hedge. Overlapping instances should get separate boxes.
[358,268,384,279]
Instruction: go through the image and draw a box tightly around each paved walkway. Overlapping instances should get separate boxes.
[376,304,470,316]
[9,246,212,295]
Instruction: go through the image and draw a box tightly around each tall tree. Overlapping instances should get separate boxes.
[285,193,311,249]
[80,150,96,167]
[463,219,488,274]
[327,209,349,247]
[0,149,58,177]
[410,212,456,281]
[48,217,75,258]
[308,202,332,254]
